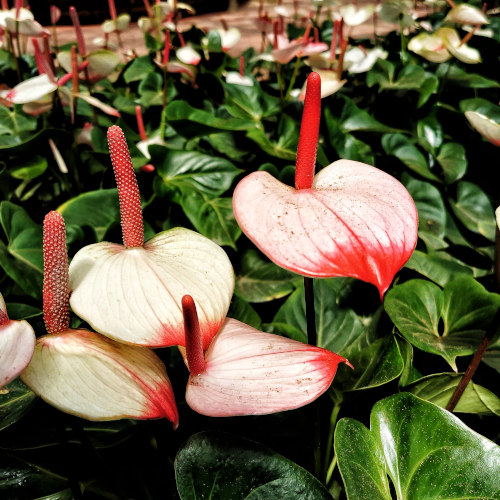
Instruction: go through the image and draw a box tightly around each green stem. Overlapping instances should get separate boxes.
[160,68,168,139]
[285,56,301,101]
[324,391,343,484]
[276,62,285,105]
[399,14,407,64]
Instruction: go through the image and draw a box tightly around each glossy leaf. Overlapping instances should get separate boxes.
[233,160,418,298]
[0,202,43,299]
[382,133,439,181]
[449,181,496,240]
[154,149,242,198]
[385,276,500,369]
[175,431,332,500]
[224,81,280,121]
[436,142,467,184]
[235,250,301,303]
[0,378,37,431]
[437,64,500,88]
[58,189,120,242]
[338,96,394,133]
[406,373,500,416]
[336,393,500,500]
[179,192,241,249]
[227,296,262,329]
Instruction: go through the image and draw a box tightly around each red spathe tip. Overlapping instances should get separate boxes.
[107,126,144,248]
[295,72,321,190]
[182,295,207,375]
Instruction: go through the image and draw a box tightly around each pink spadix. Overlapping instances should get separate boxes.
[182,295,352,417]
[69,126,234,348]
[21,211,179,424]
[233,72,418,299]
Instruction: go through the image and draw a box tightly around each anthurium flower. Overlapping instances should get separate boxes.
[298,69,346,100]
[436,26,481,64]
[101,13,131,34]
[465,111,500,147]
[343,46,388,73]
[339,4,375,26]
[181,295,352,417]
[0,7,46,36]
[176,45,201,66]
[443,4,489,25]
[233,72,418,299]
[408,31,452,63]
[21,211,179,424]
[69,126,234,349]
[0,292,35,388]
[57,50,121,83]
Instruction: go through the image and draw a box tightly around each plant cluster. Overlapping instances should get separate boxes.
[0,0,500,498]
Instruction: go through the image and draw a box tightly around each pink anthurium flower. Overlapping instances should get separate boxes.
[21,211,179,425]
[182,295,352,417]
[232,72,418,299]
[0,292,35,388]
[68,126,234,349]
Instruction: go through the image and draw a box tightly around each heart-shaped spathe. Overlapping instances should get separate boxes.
[69,227,234,349]
[233,159,418,298]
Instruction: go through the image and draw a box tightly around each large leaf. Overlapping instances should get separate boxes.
[154,148,242,198]
[382,133,440,181]
[235,250,301,303]
[449,181,496,241]
[338,95,395,133]
[438,64,500,88]
[336,393,500,500]
[175,431,331,500]
[58,189,120,242]
[224,81,280,121]
[0,378,36,431]
[436,142,467,184]
[405,373,500,416]
[384,276,500,370]
[0,202,43,299]
[180,191,241,249]
[123,55,155,83]
[165,100,255,138]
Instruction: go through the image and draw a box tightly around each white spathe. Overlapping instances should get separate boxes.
[69,228,234,349]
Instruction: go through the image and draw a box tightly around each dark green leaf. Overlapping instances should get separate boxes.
[224,81,280,121]
[417,112,442,152]
[438,64,500,88]
[228,296,262,329]
[449,181,496,240]
[436,142,467,184]
[9,156,48,181]
[417,72,439,108]
[58,189,119,242]
[154,149,242,197]
[406,373,500,416]
[0,378,37,431]
[0,202,43,299]
[336,393,500,500]
[339,96,395,133]
[460,97,500,123]
[385,276,500,369]
[180,191,241,249]
[235,250,301,303]
[175,431,331,500]
[382,133,439,181]
[123,55,155,83]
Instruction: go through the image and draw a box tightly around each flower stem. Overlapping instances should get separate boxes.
[107,126,144,248]
[295,72,321,190]
[43,211,70,336]
[181,295,206,375]
[304,277,317,346]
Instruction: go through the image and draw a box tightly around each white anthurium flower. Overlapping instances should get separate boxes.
[101,13,131,33]
[465,111,500,147]
[343,46,388,73]
[21,328,179,423]
[299,69,346,100]
[20,210,179,425]
[57,50,121,82]
[225,72,254,86]
[217,27,241,51]
[463,25,494,38]
[137,133,165,159]
[0,292,35,388]
[154,0,195,16]
[339,4,375,26]
[496,207,500,230]
[437,27,481,64]
[408,31,451,63]
[7,74,58,104]
[443,4,489,25]
[274,5,291,17]
[379,0,415,28]
[176,45,202,66]
[0,8,46,36]
[69,126,234,350]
